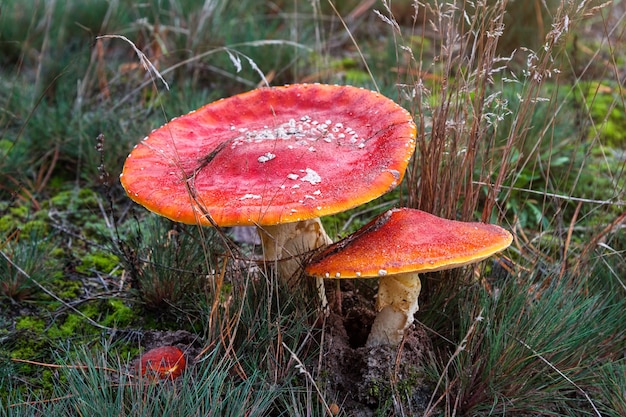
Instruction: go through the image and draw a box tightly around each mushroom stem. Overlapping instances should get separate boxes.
[258,218,332,311]
[366,273,421,347]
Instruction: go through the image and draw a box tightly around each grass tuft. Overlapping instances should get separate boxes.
[3,341,279,417]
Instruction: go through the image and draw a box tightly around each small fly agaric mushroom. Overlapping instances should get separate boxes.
[305,208,513,347]
[138,346,186,380]
[120,84,416,307]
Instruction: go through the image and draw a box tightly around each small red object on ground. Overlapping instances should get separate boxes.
[138,346,186,380]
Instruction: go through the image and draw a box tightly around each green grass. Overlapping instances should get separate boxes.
[421,262,626,415]
[2,340,280,417]
[1,0,625,415]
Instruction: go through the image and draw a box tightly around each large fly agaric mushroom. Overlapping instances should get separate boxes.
[120,84,416,307]
[305,208,513,347]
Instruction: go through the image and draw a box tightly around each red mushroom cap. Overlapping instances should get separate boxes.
[120,84,416,226]
[305,208,513,278]
[138,346,186,380]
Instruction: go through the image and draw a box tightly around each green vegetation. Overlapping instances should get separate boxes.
[1,0,625,415]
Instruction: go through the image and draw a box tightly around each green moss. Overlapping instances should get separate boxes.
[45,298,136,339]
[10,344,45,372]
[395,367,425,396]
[76,251,120,275]
[49,247,65,258]
[49,188,97,209]
[0,200,51,238]
[48,302,102,339]
[0,216,13,233]
[77,188,99,206]
[21,219,49,235]
[10,319,49,377]
[48,312,97,339]
[361,363,427,415]
[122,345,142,361]
[9,205,29,219]
[15,316,46,332]
[580,81,626,147]
[0,138,12,156]
[102,299,135,328]
[46,188,108,240]
[0,203,32,234]
[52,277,83,300]
[40,369,60,394]
[6,315,75,398]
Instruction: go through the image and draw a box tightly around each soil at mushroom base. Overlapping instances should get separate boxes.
[318,280,434,415]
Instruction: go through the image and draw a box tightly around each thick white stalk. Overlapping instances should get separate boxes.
[366,272,422,347]
[258,218,332,311]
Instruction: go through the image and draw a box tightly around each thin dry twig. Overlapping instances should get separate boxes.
[423,310,484,416]
[11,358,133,378]
[96,34,170,90]
[573,210,626,275]
[473,181,626,206]
[283,342,335,416]
[560,201,583,280]
[325,0,379,92]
